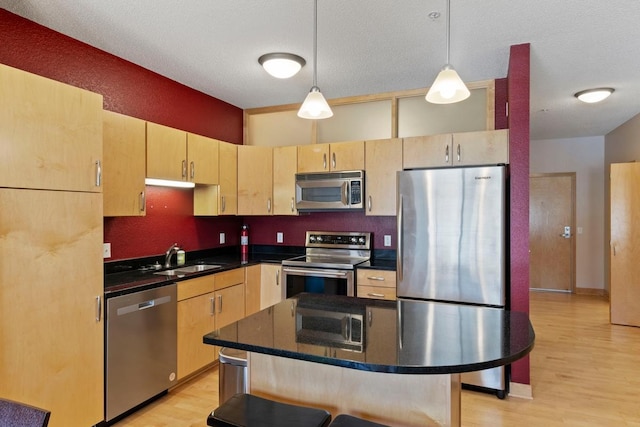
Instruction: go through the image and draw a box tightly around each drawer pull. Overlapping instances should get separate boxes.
[367,293,386,298]
[367,276,385,281]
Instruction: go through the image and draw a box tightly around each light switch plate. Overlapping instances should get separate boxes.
[219,232,225,244]
[384,235,392,247]
[103,243,111,259]
[277,232,284,243]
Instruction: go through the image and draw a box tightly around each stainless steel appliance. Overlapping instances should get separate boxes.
[295,170,364,211]
[397,165,508,397]
[282,231,371,298]
[296,301,365,352]
[105,284,177,422]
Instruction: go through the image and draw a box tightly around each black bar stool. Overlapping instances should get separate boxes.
[207,393,331,427]
[329,414,390,427]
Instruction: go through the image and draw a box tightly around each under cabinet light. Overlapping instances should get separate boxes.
[145,178,195,188]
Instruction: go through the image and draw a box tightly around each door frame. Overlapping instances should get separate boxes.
[529,172,577,293]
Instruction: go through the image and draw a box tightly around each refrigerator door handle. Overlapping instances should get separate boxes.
[397,194,403,282]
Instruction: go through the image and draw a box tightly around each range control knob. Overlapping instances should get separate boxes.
[316,236,323,242]
[309,236,316,242]
[358,237,366,244]
[351,237,358,243]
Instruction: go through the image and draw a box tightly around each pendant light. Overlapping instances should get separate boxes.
[426,0,470,104]
[298,0,333,119]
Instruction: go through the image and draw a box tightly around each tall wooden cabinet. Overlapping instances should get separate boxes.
[364,138,402,216]
[237,146,273,215]
[610,162,640,327]
[0,64,104,427]
[273,146,298,215]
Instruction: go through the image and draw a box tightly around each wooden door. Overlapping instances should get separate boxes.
[610,162,640,326]
[237,145,273,215]
[402,134,452,169]
[529,173,575,292]
[218,141,238,215]
[146,122,187,181]
[453,129,509,166]
[103,111,146,216]
[0,188,103,427]
[245,264,261,316]
[187,133,219,184]
[329,140,364,171]
[260,264,284,309]
[365,138,402,216]
[215,284,245,329]
[273,145,298,215]
[297,143,330,172]
[0,64,103,192]
[177,291,216,379]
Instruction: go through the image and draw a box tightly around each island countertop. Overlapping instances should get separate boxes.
[204,293,535,375]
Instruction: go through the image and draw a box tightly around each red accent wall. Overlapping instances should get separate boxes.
[507,43,531,385]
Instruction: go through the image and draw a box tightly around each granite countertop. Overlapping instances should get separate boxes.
[204,293,535,375]
[104,248,300,298]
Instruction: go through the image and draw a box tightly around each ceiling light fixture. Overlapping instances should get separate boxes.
[574,88,614,103]
[426,0,470,104]
[297,0,333,119]
[258,53,306,79]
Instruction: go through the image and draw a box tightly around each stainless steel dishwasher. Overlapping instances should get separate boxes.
[105,284,177,423]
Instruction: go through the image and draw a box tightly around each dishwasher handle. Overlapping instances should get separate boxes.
[116,295,172,316]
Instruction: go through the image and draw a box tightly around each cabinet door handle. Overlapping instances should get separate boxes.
[221,196,226,212]
[367,292,386,298]
[276,270,280,286]
[457,144,461,162]
[182,160,187,178]
[95,160,102,187]
[95,295,102,322]
[210,297,215,315]
[140,191,145,212]
[368,195,372,212]
[332,152,336,169]
[323,153,327,170]
[190,161,195,179]
[445,145,449,163]
[218,295,223,313]
[291,197,295,213]
[367,276,385,281]
[267,198,272,213]
[291,301,295,317]
[368,309,372,327]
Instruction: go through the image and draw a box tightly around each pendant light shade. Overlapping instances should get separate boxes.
[426,64,470,103]
[298,0,333,119]
[426,0,470,104]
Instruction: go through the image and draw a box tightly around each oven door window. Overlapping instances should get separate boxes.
[284,269,353,298]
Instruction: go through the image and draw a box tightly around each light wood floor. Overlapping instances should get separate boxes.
[114,291,640,426]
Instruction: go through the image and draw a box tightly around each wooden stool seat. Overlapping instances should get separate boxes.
[329,414,390,427]
[207,393,331,427]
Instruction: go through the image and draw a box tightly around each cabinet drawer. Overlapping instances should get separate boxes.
[357,285,396,301]
[178,275,215,301]
[215,268,245,290]
[357,270,396,287]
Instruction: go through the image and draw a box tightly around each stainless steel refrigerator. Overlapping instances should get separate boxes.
[396,165,508,397]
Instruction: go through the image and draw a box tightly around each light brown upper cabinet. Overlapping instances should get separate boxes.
[297,141,365,173]
[103,111,146,216]
[364,138,402,216]
[403,129,509,169]
[0,63,103,192]
[237,145,273,215]
[146,122,219,184]
[219,141,238,215]
[273,145,298,215]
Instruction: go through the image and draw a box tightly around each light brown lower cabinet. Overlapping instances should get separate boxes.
[356,269,396,300]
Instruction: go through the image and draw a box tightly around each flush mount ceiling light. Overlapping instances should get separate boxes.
[258,53,306,79]
[425,0,470,104]
[574,88,614,103]
[298,0,333,119]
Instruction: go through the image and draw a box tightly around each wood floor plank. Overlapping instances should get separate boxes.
[114,291,640,426]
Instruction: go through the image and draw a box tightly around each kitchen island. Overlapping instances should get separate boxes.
[204,293,534,427]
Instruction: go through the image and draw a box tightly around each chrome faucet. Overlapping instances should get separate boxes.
[164,243,180,268]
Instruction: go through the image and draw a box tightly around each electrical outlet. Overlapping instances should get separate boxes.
[277,232,284,243]
[384,235,392,247]
[219,232,226,244]
[103,243,111,259]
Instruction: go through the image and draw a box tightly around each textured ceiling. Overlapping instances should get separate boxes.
[2,0,640,140]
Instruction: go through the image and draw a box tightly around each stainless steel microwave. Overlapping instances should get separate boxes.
[295,305,364,352]
[295,170,364,211]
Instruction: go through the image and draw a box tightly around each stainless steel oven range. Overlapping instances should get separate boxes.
[282,231,371,298]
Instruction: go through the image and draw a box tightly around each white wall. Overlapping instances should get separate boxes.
[530,136,605,290]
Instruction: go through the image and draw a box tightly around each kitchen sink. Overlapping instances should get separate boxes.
[154,264,222,276]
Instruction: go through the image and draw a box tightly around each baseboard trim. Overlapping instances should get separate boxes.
[575,287,608,297]
[509,382,533,399]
